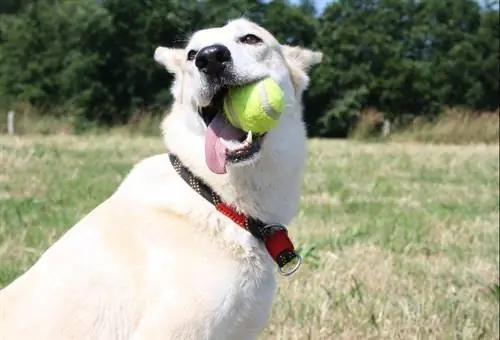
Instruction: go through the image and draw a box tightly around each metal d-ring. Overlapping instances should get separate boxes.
[278,253,302,277]
[264,223,288,234]
[263,224,302,276]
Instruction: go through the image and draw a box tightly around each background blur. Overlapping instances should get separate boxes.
[0,0,498,139]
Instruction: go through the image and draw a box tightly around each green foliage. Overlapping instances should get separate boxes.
[0,0,113,118]
[0,0,498,136]
[305,0,499,136]
[0,0,30,15]
[79,0,197,123]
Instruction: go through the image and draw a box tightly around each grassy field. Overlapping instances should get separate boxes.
[1,135,499,339]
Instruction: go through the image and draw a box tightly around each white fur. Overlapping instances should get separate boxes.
[0,18,322,340]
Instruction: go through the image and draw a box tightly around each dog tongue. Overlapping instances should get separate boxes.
[205,113,246,174]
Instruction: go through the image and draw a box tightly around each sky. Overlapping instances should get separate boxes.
[289,0,499,14]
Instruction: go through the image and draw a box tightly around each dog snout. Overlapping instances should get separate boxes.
[195,44,232,76]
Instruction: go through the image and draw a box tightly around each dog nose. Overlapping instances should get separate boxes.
[195,44,231,76]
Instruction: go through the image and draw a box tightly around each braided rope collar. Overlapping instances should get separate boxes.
[168,153,301,276]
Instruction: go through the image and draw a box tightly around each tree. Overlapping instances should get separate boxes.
[306,0,497,137]
[89,0,203,123]
[0,1,113,113]
[262,0,319,47]
[305,0,386,136]
[0,0,497,134]
[472,7,499,110]
[0,0,204,124]
[0,0,30,14]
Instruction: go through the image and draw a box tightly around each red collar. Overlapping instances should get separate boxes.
[169,153,301,276]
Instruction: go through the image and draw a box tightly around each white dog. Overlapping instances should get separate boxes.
[0,18,322,339]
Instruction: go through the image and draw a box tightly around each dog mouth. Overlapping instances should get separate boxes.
[200,86,265,174]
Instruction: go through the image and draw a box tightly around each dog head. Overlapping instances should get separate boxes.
[154,18,322,221]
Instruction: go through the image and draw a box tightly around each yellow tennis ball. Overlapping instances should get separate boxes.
[223,77,285,133]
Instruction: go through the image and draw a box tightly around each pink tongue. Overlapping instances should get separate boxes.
[205,113,246,174]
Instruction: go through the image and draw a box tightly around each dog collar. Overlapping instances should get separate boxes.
[168,153,301,276]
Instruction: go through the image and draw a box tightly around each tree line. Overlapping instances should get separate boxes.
[0,0,498,137]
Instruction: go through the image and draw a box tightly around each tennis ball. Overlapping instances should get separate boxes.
[223,77,285,134]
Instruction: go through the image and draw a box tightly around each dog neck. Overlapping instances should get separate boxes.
[161,103,308,227]
[167,153,301,274]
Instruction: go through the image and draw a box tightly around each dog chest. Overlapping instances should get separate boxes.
[140,244,277,339]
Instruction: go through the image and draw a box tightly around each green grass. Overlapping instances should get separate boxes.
[1,135,499,339]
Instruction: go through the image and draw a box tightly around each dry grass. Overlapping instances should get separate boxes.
[2,105,498,145]
[0,103,165,136]
[350,108,499,145]
[391,108,499,144]
[0,135,499,339]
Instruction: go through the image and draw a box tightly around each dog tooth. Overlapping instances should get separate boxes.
[245,131,253,144]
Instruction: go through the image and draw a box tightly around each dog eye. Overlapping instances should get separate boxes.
[187,50,197,61]
[239,34,262,45]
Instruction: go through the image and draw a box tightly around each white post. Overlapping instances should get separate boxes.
[382,119,391,137]
[7,110,15,135]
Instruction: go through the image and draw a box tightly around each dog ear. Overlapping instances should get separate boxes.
[281,45,323,96]
[281,45,323,73]
[154,46,185,74]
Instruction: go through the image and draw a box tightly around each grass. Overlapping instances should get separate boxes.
[1,105,498,145]
[389,109,499,145]
[349,108,499,145]
[1,134,499,339]
[0,103,166,136]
